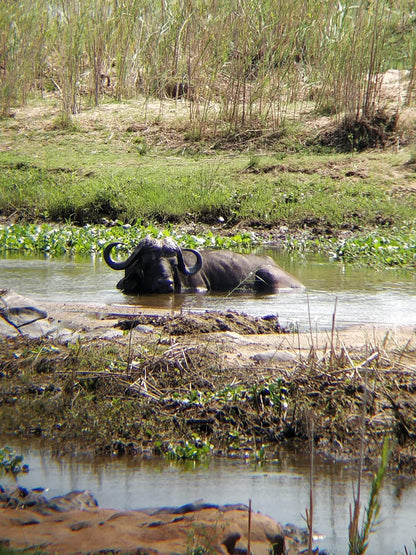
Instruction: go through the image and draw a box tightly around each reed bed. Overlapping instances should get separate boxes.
[1,0,414,136]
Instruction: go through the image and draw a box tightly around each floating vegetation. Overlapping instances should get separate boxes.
[1,222,415,269]
[163,436,213,461]
[333,230,416,268]
[0,447,29,475]
[0,223,258,257]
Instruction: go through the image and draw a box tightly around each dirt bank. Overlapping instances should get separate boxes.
[1,298,416,474]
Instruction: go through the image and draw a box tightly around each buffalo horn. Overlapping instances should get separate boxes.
[103,242,140,270]
[176,248,203,275]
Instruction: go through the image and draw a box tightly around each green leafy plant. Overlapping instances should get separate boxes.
[348,439,391,555]
[0,223,261,257]
[0,447,29,475]
[166,436,212,461]
[334,230,416,268]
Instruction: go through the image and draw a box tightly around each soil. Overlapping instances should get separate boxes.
[1,299,415,476]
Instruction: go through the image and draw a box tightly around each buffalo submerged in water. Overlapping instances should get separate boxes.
[103,236,304,295]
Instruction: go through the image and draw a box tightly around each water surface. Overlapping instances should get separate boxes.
[2,441,416,555]
[1,251,415,331]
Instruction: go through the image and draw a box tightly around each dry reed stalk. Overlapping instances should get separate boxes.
[307,416,314,555]
[247,498,252,555]
[1,0,408,137]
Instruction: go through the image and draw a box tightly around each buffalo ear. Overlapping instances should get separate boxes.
[177,248,202,275]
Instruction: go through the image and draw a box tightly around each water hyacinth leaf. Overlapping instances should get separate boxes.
[0,223,260,257]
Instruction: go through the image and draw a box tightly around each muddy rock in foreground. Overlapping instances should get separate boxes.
[0,486,312,554]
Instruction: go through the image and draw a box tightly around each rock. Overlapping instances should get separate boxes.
[0,317,19,337]
[97,328,125,340]
[222,331,253,344]
[251,349,297,363]
[0,486,97,513]
[0,488,288,555]
[46,490,99,512]
[0,289,54,339]
[133,324,154,334]
[53,328,80,344]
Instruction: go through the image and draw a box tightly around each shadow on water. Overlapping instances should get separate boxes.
[2,439,416,555]
[0,250,415,331]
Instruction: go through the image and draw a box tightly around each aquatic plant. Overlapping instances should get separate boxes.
[0,223,258,257]
[333,230,416,268]
[164,436,212,461]
[348,439,391,555]
[0,447,28,475]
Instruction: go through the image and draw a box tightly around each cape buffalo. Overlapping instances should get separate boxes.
[104,236,304,295]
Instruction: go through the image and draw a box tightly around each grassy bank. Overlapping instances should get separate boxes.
[1,146,415,231]
[1,96,416,267]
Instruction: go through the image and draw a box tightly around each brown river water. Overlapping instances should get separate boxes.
[1,439,416,555]
[1,251,416,553]
[1,250,415,331]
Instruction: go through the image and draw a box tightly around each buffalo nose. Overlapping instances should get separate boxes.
[155,277,174,293]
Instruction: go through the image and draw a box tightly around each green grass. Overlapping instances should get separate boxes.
[1,138,416,267]
[0,548,45,555]
[1,148,415,232]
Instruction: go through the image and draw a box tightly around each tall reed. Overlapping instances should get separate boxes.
[1,0,412,133]
[0,1,47,116]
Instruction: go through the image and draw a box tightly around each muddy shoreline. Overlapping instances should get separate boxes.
[1,297,416,475]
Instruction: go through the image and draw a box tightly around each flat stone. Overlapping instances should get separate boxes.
[0,289,53,339]
[52,328,80,345]
[132,324,154,334]
[251,350,297,363]
[0,318,19,337]
[221,331,253,344]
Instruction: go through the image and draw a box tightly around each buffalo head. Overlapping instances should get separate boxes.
[103,236,202,295]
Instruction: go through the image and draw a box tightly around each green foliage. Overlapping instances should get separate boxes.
[0,219,415,268]
[0,548,45,555]
[165,436,212,461]
[349,439,391,555]
[0,222,259,256]
[334,230,416,268]
[0,446,29,475]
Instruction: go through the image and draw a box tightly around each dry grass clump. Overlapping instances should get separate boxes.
[289,337,416,472]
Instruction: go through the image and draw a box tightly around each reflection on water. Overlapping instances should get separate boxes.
[0,251,415,331]
[2,441,416,555]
